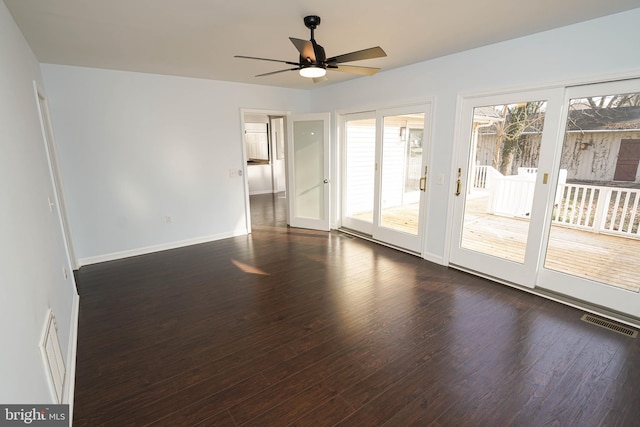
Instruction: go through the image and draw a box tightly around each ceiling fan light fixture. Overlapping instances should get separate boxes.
[299,66,326,78]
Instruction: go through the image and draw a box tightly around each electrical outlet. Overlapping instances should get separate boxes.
[165,216,173,223]
[62,266,68,280]
[229,169,238,178]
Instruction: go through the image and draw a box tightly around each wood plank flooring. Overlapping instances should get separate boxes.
[72,192,640,426]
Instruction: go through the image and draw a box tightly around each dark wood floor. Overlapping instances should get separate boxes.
[72,192,640,426]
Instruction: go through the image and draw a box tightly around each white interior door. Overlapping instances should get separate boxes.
[35,87,78,270]
[449,88,564,287]
[287,113,331,231]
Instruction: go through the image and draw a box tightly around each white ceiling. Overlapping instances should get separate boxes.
[5,0,640,90]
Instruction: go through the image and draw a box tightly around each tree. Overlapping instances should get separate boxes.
[492,102,545,175]
[582,94,640,109]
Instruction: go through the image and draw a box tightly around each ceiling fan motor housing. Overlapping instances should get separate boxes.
[300,42,326,68]
[304,15,321,30]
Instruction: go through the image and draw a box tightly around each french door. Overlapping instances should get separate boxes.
[341,104,431,253]
[449,88,564,287]
[287,113,331,231]
[450,80,640,319]
[538,79,640,318]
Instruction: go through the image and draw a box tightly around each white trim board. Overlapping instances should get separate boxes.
[66,293,79,423]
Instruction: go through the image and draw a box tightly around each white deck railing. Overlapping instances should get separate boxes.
[554,184,640,238]
[472,165,640,238]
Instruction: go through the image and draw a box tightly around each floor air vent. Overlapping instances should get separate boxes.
[581,314,638,338]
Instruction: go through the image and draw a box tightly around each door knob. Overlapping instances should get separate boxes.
[323,179,329,183]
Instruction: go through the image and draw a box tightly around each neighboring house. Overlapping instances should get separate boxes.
[475,106,640,183]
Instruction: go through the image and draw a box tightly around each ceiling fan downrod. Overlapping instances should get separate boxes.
[304,15,321,41]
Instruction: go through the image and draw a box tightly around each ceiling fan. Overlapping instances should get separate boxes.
[235,15,386,81]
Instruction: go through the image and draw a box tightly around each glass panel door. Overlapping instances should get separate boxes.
[449,89,564,287]
[287,113,330,231]
[339,104,432,254]
[539,80,640,318]
[373,107,430,253]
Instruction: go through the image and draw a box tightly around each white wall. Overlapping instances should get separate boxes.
[311,8,640,263]
[41,65,309,264]
[0,1,78,404]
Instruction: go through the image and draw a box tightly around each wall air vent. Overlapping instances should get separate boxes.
[40,309,66,403]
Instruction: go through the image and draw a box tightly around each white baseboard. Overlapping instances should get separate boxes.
[78,231,246,267]
[65,291,79,425]
[249,189,276,195]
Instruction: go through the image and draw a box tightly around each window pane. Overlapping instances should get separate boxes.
[380,113,424,235]
[345,118,376,222]
[461,101,547,263]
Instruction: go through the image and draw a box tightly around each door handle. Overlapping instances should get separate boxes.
[455,168,462,196]
[419,166,427,192]
[323,179,329,184]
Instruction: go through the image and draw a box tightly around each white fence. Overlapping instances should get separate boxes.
[472,165,640,238]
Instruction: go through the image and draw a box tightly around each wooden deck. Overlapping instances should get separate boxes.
[351,203,420,235]
[462,193,640,292]
[353,195,640,293]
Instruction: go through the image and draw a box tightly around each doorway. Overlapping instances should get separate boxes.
[613,139,640,182]
[35,86,78,270]
[241,110,288,233]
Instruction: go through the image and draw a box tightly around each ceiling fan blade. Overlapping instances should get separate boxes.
[312,76,329,84]
[326,46,387,64]
[235,55,300,66]
[332,64,381,76]
[289,38,316,62]
[255,68,300,77]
